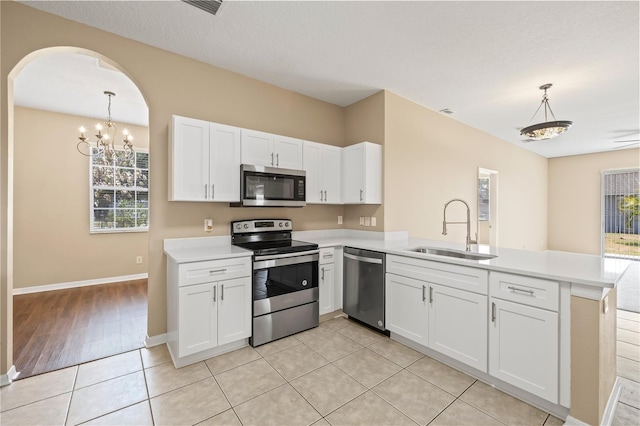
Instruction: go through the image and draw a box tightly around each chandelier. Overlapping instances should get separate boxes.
[77,91,134,162]
[520,83,573,141]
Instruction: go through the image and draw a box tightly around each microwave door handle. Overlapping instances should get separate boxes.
[271,152,274,166]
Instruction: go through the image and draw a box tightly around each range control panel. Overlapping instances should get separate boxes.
[231,219,291,234]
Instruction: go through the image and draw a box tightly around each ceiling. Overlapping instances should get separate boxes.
[14,0,640,158]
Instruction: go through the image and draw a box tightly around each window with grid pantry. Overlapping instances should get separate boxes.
[90,149,149,232]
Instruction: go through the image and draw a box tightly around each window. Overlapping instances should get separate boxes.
[478,177,490,221]
[602,169,639,259]
[90,149,149,232]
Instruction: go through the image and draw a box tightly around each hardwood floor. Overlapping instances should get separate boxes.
[13,279,147,379]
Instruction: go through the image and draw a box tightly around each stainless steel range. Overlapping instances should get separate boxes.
[231,219,319,346]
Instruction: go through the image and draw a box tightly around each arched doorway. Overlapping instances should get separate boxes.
[6,47,150,380]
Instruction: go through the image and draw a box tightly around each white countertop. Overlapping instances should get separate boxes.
[164,231,632,289]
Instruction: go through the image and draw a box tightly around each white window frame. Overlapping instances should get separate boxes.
[89,147,149,234]
[601,167,639,259]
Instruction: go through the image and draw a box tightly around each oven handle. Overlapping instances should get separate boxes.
[254,251,319,270]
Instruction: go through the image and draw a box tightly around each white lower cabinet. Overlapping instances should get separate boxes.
[319,247,336,315]
[168,256,252,366]
[385,273,428,346]
[428,283,487,372]
[489,297,559,403]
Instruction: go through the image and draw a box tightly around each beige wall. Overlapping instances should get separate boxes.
[383,92,549,250]
[570,291,618,425]
[548,149,640,255]
[12,107,149,288]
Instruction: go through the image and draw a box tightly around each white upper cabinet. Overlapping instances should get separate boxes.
[241,129,303,169]
[170,116,241,202]
[303,141,342,204]
[342,142,382,204]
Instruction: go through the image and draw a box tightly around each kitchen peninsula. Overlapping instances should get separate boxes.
[165,229,630,426]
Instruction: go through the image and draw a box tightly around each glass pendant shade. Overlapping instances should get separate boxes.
[520,84,573,141]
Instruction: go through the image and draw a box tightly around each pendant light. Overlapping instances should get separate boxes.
[77,91,134,163]
[520,84,573,141]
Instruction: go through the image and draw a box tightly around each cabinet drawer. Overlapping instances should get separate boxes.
[319,247,335,265]
[178,257,251,287]
[387,254,488,295]
[489,272,558,311]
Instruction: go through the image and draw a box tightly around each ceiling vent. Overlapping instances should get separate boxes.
[182,0,223,16]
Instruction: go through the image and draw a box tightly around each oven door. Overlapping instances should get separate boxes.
[253,250,319,316]
[241,164,306,207]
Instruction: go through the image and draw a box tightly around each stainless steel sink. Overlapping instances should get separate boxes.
[406,246,497,261]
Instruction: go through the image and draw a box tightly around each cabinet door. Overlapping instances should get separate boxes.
[429,284,488,372]
[385,273,428,346]
[210,123,241,202]
[171,116,210,201]
[273,135,303,169]
[489,298,558,403]
[303,141,322,203]
[342,144,364,203]
[178,283,217,357]
[217,277,251,346]
[241,129,274,167]
[319,263,334,315]
[321,145,342,204]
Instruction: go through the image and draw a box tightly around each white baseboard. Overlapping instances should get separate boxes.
[13,273,148,295]
[145,333,167,348]
[601,377,623,426]
[0,365,19,387]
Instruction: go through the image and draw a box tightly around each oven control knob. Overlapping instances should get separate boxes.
[243,224,249,229]
[285,222,290,227]
[235,224,242,230]
[302,280,308,286]
[279,222,283,227]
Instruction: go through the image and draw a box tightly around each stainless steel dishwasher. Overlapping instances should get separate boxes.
[343,247,386,331]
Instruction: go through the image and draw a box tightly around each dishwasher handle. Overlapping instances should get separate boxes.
[344,252,383,264]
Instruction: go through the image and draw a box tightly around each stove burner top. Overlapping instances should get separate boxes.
[235,239,318,256]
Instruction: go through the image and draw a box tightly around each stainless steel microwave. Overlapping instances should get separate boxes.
[236,164,306,207]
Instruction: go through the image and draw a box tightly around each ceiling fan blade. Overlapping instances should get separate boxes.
[613,142,640,149]
[614,139,640,143]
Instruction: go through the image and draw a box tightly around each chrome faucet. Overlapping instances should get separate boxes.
[442,198,477,251]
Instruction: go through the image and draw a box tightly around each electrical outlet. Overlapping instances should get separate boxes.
[364,217,371,226]
[371,217,377,226]
[136,256,143,264]
[338,215,343,225]
[204,219,213,232]
[359,217,365,225]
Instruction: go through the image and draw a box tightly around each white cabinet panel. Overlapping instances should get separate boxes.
[490,272,559,311]
[489,298,558,403]
[303,141,342,204]
[170,116,241,202]
[178,283,217,357]
[217,277,252,346]
[319,263,335,316]
[170,116,210,201]
[342,142,381,204]
[274,135,303,169]
[385,273,428,346]
[429,284,488,372]
[241,129,274,167]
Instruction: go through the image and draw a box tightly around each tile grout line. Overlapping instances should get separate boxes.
[63,366,79,426]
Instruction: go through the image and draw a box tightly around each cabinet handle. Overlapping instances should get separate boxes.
[276,153,279,167]
[320,190,324,201]
[422,285,426,302]
[429,286,433,304]
[209,268,227,274]
[324,190,327,202]
[322,253,333,259]
[507,286,535,296]
[221,284,224,301]
[491,302,496,323]
[360,189,363,202]
[321,267,325,280]
[204,184,208,200]
[211,183,215,199]
[271,152,274,166]
[213,286,216,302]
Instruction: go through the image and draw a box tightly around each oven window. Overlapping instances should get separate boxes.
[245,174,295,200]
[254,261,318,300]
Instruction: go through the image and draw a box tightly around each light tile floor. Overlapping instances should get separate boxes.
[1,311,637,425]
[614,309,640,426]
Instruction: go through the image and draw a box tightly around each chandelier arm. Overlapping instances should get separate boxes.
[525,99,546,126]
[543,100,559,122]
